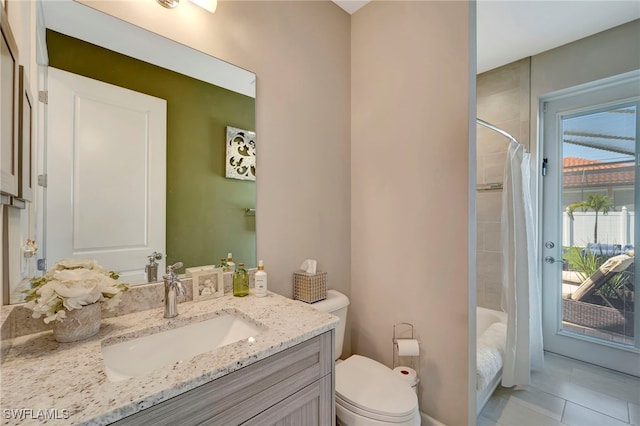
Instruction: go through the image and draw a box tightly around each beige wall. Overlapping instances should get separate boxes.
[351,2,472,424]
[476,58,530,310]
[80,0,352,307]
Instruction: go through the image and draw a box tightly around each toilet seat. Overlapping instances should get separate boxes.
[335,355,419,423]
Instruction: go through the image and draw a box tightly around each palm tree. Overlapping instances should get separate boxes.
[567,193,613,243]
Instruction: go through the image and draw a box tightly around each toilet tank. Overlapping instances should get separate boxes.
[308,290,349,360]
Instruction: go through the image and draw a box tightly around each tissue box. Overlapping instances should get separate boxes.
[293,270,328,303]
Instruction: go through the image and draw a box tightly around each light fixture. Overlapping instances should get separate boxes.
[190,0,217,13]
[157,0,179,9]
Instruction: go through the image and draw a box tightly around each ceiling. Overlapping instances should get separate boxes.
[332,0,640,74]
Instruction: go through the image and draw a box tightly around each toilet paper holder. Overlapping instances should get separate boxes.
[392,322,419,370]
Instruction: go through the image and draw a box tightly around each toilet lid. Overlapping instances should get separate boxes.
[336,355,418,418]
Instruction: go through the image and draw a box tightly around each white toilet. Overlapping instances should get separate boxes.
[309,290,421,426]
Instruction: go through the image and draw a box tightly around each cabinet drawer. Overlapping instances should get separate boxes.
[113,330,333,426]
[240,373,333,426]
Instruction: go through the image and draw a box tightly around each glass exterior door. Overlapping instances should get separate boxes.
[541,72,639,376]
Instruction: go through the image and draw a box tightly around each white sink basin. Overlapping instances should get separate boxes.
[102,313,263,382]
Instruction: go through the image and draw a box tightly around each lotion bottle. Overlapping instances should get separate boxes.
[226,253,235,272]
[255,260,268,297]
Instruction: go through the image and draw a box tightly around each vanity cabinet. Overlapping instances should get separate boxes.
[112,330,335,426]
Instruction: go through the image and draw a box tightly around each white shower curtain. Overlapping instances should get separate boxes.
[501,140,544,387]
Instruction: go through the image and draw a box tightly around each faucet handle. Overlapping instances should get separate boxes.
[167,262,183,274]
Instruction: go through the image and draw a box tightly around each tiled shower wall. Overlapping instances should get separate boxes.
[476,58,530,310]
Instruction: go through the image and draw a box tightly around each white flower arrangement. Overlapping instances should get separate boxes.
[24,259,129,324]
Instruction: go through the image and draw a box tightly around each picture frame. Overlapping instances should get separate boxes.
[187,265,224,301]
[225,126,256,181]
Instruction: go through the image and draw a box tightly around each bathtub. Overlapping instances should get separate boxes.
[476,306,508,414]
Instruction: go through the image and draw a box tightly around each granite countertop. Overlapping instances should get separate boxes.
[0,291,338,425]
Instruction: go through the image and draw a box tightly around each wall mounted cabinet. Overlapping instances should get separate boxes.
[0,7,20,199]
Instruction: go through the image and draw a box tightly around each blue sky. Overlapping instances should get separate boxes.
[562,104,636,163]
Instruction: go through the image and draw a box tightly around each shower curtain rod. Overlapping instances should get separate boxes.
[476,118,522,146]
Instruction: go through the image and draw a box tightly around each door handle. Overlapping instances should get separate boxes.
[544,256,565,265]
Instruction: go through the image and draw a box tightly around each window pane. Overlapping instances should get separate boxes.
[561,103,636,345]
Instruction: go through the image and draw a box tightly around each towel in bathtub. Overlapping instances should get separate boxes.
[477,322,507,391]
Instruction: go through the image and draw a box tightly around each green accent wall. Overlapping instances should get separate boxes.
[47,30,256,270]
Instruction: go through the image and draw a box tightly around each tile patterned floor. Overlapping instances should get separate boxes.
[478,352,640,426]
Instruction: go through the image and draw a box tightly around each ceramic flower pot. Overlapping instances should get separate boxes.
[52,302,102,343]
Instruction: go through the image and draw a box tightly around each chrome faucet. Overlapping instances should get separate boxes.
[163,262,186,318]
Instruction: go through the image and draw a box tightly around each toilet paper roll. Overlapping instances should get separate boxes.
[393,366,419,387]
[396,339,420,356]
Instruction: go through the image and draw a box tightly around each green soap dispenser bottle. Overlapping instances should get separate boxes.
[233,263,249,297]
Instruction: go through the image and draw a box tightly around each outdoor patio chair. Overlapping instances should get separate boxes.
[571,251,635,302]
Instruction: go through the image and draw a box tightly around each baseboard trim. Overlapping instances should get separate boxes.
[420,411,446,426]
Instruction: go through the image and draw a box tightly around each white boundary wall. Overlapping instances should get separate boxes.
[563,208,635,247]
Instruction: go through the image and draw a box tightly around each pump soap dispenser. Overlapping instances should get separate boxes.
[145,251,163,282]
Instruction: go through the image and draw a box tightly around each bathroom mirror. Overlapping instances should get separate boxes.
[7,1,256,302]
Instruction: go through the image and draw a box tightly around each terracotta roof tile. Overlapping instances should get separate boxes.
[563,157,635,187]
